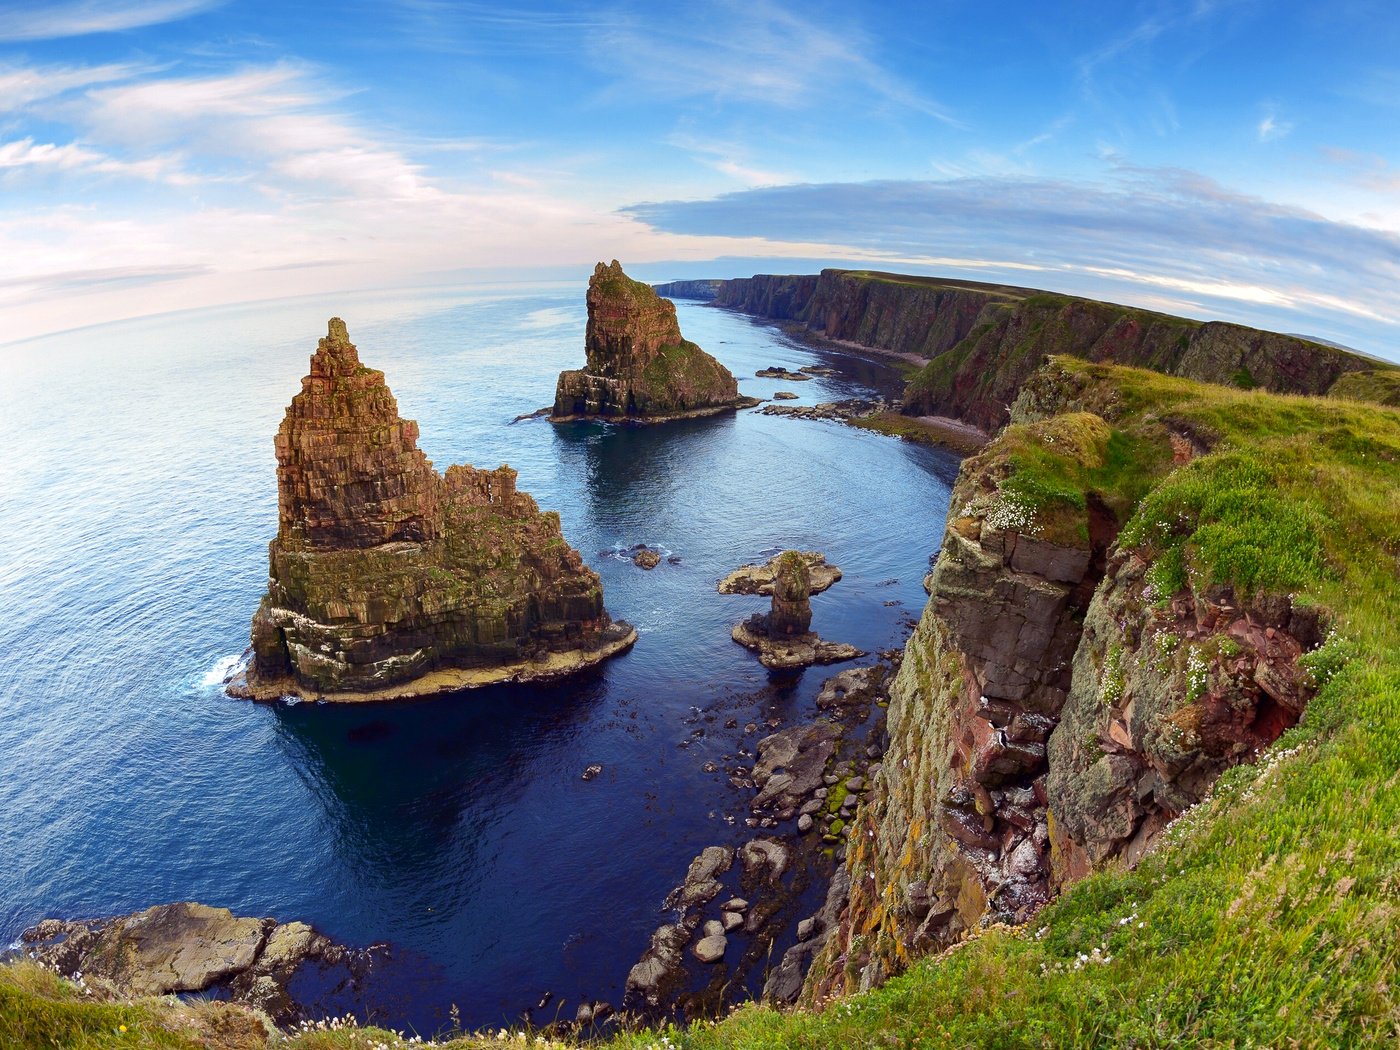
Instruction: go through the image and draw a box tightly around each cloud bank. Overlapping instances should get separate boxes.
[624,171,1400,357]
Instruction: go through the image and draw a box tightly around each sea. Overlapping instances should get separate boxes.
[0,281,960,1035]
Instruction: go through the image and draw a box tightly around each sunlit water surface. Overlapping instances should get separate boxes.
[0,283,959,1032]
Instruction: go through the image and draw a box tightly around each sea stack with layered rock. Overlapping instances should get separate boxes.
[551,260,758,423]
[731,550,863,669]
[227,318,635,701]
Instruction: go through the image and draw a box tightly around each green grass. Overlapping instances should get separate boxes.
[1330,369,1400,407]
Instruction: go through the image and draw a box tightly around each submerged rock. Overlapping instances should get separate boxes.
[228,318,635,701]
[551,261,758,423]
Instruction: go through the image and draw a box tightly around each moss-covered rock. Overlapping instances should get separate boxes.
[552,261,755,422]
[232,319,634,700]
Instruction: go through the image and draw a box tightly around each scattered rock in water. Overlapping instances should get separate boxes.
[799,365,839,376]
[755,366,811,381]
[739,837,790,885]
[721,910,744,932]
[717,550,842,596]
[693,934,727,964]
[581,763,603,781]
[759,397,890,422]
[664,846,734,911]
[797,813,814,834]
[751,721,840,811]
[815,665,888,711]
[702,919,725,938]
[722,898,748,912]
[772,390,800,400]
[625,923,691,1006]
[633,548,661,569]
[763,867,851,1003]
[510,406,552,423]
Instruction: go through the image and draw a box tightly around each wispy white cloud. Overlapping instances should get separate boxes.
[1257,109,1293,142]
[666,132,793,187]
[591,0,958,124]
[0,61,146,110]
[0,0,221,42]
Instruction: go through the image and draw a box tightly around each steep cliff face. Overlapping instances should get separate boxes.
[803,359,1324,1000]
[711,270,1386,432]
[553,262,751,422]
[232,319,634,700]
[651,279,723,301]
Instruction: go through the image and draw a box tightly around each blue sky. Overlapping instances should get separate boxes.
[2,0,1398,358]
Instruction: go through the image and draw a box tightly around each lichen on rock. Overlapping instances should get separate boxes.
[551,261,758,422]
[229,318,634,701]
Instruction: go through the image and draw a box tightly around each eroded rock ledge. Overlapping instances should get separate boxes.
[551,261,758,423]
[229,318,634,701]
[728,551,863,670]
[22,902,364,1027]
[799,367,1321,1002]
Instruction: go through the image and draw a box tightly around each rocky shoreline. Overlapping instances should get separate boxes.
[18,903,377,1029]
[226,620,638,703]
[617,652,901,1020]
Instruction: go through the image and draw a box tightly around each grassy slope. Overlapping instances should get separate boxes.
[6,360,1399,1048]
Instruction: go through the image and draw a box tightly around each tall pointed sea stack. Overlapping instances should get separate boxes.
[551,260,757,422]
[229,318,635,701]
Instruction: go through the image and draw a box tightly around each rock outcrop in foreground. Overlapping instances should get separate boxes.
[23,902,358,1027]
[229,318,634,701]
[552,261,757,423]
[801,359,1329,1003]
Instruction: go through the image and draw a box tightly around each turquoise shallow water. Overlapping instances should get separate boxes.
[0,283,959,1032]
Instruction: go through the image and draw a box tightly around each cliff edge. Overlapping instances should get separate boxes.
[552,261,756,423]
[229,318,634,701]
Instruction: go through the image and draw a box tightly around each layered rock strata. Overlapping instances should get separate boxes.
[730,551,862,669]
[718,551,842,597]
[552,261,757,423]
[230,318,634,700]
[800,365,1319,1002]
[711,270,1386,431]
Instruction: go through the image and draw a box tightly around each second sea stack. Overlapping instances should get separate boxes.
[551,260,757,423]
[228,318,635,701]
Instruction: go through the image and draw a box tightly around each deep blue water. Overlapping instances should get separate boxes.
[0,283,959,1033]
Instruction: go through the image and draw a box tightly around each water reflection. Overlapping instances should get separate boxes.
[550,413,739,519]
[270,677,611,882]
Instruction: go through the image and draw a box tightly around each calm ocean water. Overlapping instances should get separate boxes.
[0,282,959,1032]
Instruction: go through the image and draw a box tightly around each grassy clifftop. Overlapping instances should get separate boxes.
[8,358,1399,1048]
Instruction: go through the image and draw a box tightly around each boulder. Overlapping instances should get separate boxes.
[664,846,734,911]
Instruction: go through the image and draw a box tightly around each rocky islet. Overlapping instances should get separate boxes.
[228,317,635,701]
[551,261,759,423]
